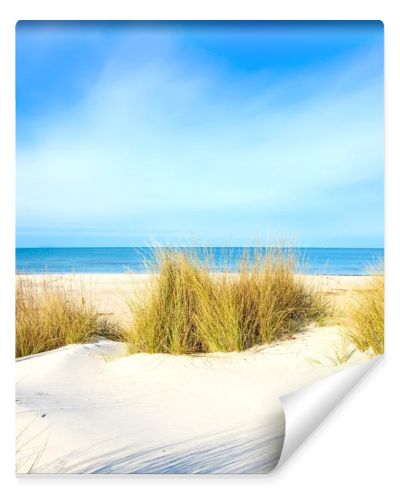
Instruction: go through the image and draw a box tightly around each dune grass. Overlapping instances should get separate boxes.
[345,271,384,356]
[124,248,329,354]
[16,276,120,358]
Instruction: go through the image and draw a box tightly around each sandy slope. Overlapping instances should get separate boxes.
[16,323,370,473]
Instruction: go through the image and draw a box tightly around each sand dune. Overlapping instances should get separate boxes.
[16,312,370,473]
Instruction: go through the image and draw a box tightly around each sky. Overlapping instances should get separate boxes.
[16,21,384,248]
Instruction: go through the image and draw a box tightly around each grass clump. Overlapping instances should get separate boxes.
[346,272,384,355]
[16,277,120,358]
[124,248,329,354]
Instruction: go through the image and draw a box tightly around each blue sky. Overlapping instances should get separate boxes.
[16,21,384,247]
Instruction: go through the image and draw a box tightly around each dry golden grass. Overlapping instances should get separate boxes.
[16,277,120,358]
[345,272,384,355]
[124,248,329,354]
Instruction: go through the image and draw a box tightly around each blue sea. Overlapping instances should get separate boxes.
[15,247,384,275]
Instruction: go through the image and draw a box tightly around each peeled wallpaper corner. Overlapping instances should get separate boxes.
[276,356,382,470]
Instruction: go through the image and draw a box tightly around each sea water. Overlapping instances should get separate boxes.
[16,247,384,275]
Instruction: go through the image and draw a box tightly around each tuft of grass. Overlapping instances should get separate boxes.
[345,271,384,356]
[327,335,355,366]
[123,248,329,354]
[16,277,120,358]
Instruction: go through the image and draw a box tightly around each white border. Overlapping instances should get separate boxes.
[1,2,399,498]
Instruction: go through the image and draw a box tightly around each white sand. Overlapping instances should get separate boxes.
[16,273,372,473]
[16,335,370,473]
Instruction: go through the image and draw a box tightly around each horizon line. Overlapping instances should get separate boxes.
[16,245,385,250]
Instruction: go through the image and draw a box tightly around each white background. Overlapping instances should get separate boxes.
[1,1,399,498]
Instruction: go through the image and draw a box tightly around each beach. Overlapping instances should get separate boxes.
[16,273,372,473]
[16,273,371,324]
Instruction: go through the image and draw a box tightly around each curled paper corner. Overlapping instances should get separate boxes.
[276,356,383,469]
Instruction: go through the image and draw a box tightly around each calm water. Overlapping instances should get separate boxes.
[16,247,384,275]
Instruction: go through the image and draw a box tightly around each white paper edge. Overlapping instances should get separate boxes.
[276,356,382,468]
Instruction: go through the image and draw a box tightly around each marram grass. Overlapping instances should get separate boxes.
[346,272,384,356]
[123,248,329,354]
[16,276,120,358]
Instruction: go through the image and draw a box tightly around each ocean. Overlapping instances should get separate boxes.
[15,247,384,275]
